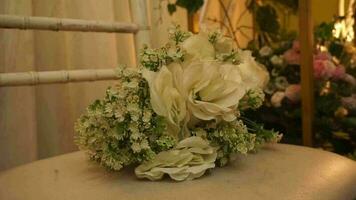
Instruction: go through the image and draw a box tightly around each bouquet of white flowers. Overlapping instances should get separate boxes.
[75,26,282,181]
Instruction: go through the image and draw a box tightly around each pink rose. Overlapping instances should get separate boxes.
[285,84,301,102]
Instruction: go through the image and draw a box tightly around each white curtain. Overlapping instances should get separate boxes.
[0,0,187,170]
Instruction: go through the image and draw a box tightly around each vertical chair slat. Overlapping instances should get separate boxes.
[130,0,151,63]
[299,0,314,146]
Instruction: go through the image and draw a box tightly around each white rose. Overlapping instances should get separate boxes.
[143,59,247,133]
[270,55,283,66]
[214,36,234,54]
[271,91,285,107]
[143,36,266,135]
[259,46,273,57]
[142,65,186,138]
[238,50,270,90]
[181,33,215,63]
[182,61,246,122]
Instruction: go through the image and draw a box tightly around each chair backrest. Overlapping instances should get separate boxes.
[0,0,150,87]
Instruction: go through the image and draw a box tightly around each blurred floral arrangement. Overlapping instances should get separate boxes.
[163,0,298,48]
[74,27,281,181]
[245,33,356,158]
[241,0,356,159]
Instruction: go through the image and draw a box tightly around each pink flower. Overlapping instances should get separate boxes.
[313,59,328,79]
[341,94,356,109]
[314,60,336,79]
[314,51,332,61]
[283,49,300,65]
[271,91,285,107]
[285,84,301,102]
[343,74,356,86]
[313,59,339,79]
[323,60,337,78]
[332,65,346,79]
[292,40,300,51]
[283,40,301,65]
[313,51,345,80]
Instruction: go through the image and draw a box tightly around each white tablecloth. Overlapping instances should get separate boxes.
[0,144,355,200]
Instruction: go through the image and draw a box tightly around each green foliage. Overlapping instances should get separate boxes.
[140,44,185,72]
[242,117,282,149]
[270,0,298,13]
[140,26,189,71]
[167,3,177,15]
[75,67,176,171]
[239,89,265,110]
[256,5,280,35]
[314,22,334,43]
[329,41,344,58]
[204,120,256,167]
[169,25,192,44]
[246,0,298,47]
[199,119,281,167]
[340,117,356,128]
[316,94,341,116]
[167,0,204,15]
[176,0,204,14]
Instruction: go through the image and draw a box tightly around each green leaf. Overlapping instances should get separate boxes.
[167,3,177,15]
[340,117,356,128]
[256,5,280,35]
[314,22,334,42]
[176,0,204,14]
[115,122,126,135]
[329,41,344,58]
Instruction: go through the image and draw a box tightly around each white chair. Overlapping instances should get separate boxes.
[0,0,150,86]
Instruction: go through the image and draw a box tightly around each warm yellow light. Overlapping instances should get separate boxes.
[333,0,355,42]
[333,19,354,42]
[316,44,328,52]
[320,81,331,96]
[333,20,344,39]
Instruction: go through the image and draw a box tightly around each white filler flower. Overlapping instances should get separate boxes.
[259,46,273,57]
[270,55,284,66]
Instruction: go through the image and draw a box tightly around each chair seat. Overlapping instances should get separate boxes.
[0,144,355,200]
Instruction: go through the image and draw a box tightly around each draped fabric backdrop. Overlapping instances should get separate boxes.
[0,0,187,170]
